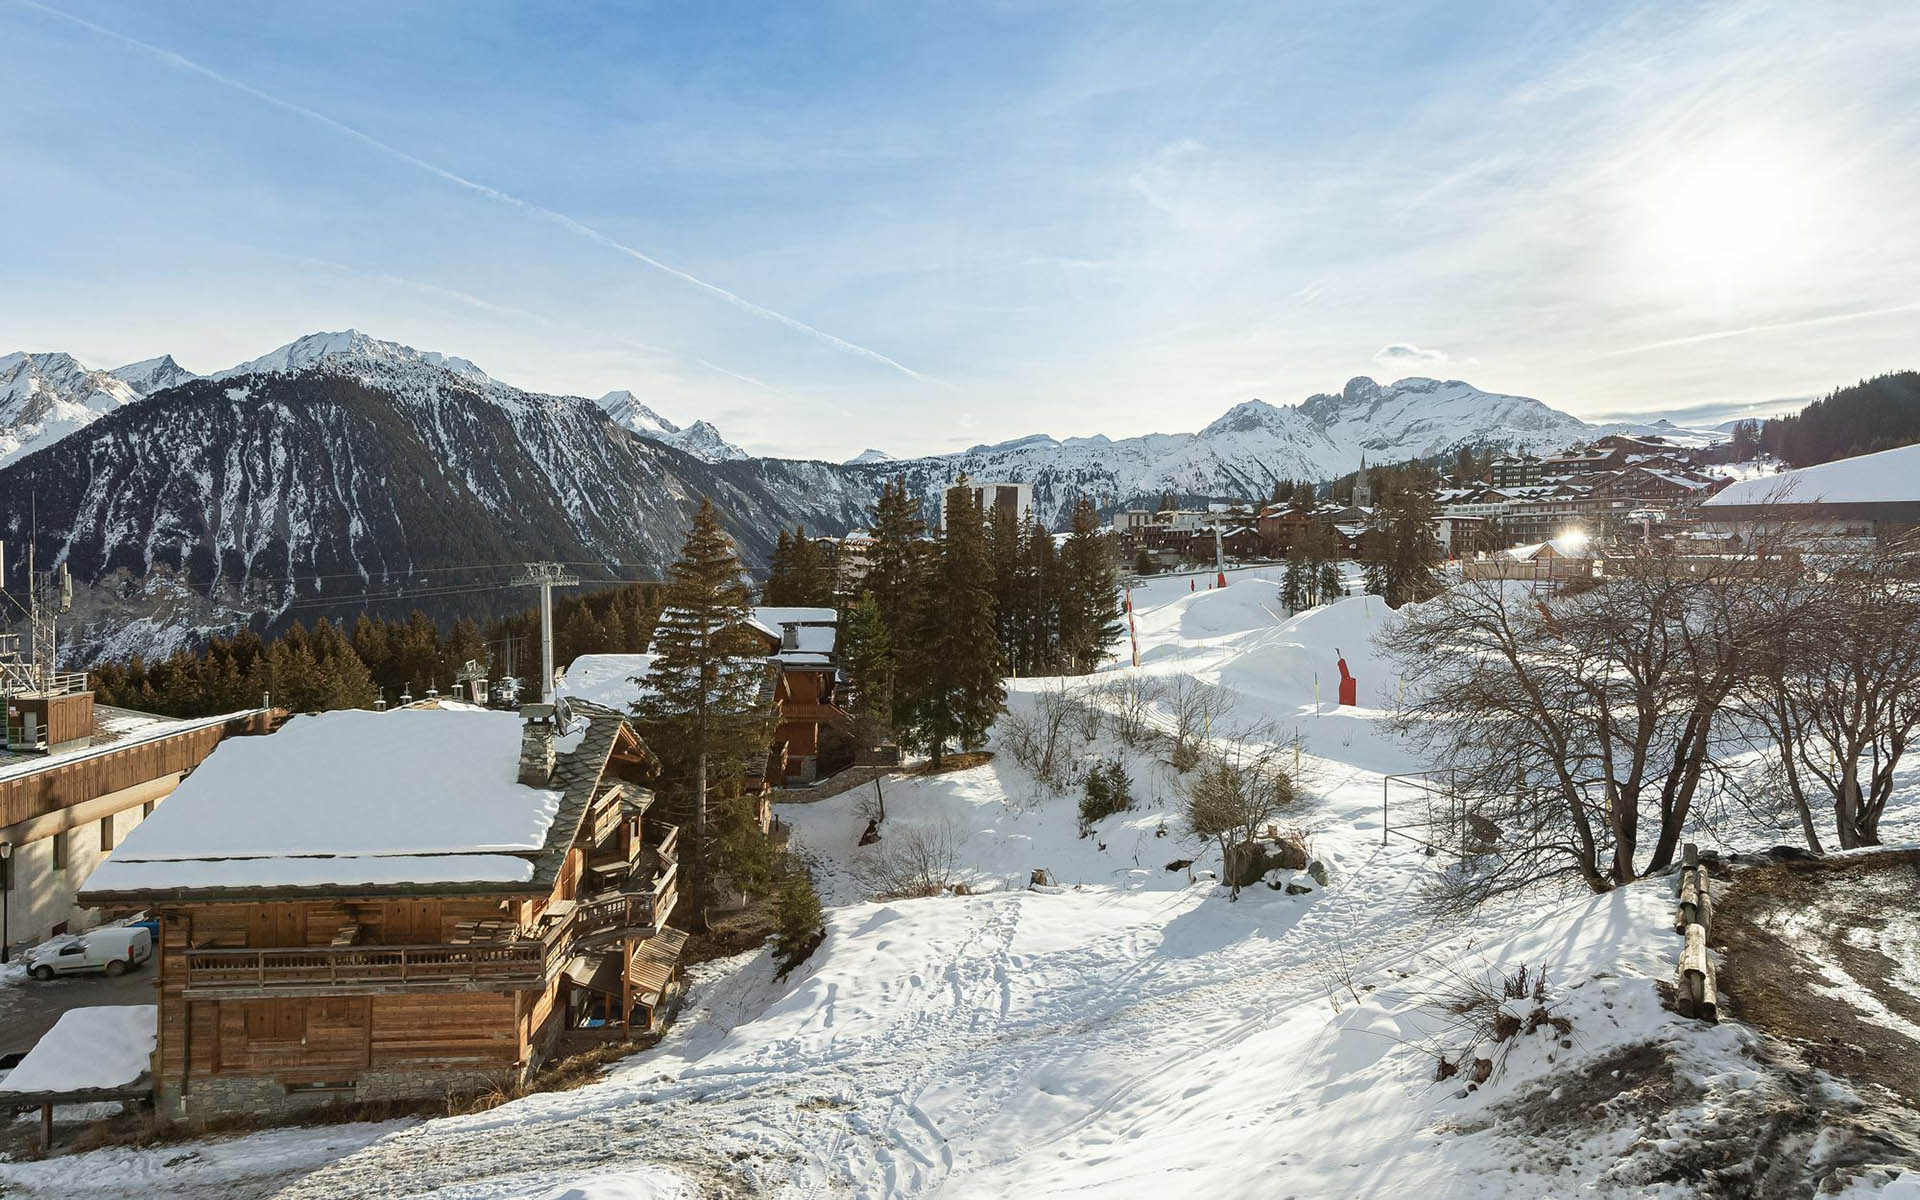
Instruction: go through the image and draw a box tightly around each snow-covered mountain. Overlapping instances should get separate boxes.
[597,389,749,462]
[862,376,1602,526]
[107,354,199,396]
[846,448,894,465]
[2,352,144,467]
[0,331,870,662]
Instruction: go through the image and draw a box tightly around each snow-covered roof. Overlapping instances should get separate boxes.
[1505,535,1591,561]
[0,706,262,785]
[752,606,836,628]
[81,709,564,895]
[1705,442,1920,509]
[558,653,659,713]
[0,1006,155,1095]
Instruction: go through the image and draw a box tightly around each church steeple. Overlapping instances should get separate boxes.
[1353,455,1372,508]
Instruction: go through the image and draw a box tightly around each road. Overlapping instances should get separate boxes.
[0,962,157,1057]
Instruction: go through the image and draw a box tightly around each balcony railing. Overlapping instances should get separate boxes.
[182,828,684,999]
[182,942,546,998]
[567,864,677,949]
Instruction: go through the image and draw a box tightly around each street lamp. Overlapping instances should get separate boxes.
[0,841,11,964]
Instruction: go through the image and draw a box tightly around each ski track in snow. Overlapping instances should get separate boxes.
[3,567,1907,1199]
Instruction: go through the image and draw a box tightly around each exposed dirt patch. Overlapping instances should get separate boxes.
[1715,848,1920,1110]
[681,894,777,967]
[1494,1036,1920,1198]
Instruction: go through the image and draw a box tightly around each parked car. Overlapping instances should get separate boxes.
[22,927,152,980]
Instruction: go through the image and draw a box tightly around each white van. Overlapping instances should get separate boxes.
[22,926,153,980]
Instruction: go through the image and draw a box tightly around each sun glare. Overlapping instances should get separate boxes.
[1630,141,1823,304]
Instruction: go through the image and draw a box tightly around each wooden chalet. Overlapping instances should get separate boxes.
[1,666,273,954]
[744,607,854,786]
[77,705,683,1123]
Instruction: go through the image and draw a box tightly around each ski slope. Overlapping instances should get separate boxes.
[2,571,1911,1198]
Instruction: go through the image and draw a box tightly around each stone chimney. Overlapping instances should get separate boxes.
[517,703,557,786]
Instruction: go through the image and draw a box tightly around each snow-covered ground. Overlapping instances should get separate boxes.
[3,567,1914,1197]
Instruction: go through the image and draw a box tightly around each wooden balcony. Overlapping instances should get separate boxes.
[568,863,677,950]
[182,942,547,999]
[182,827,684,999]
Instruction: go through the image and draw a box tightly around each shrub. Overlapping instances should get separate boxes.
[849,820,962,899]
[773,861,826,977]
[1079,757,1134,830]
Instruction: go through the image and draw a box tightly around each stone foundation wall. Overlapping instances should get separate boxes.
[163,1064,529,1125]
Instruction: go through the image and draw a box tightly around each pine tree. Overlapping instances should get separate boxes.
[1282,540,1308,614]
[764,529,796,605]
[900,480,1007,766]
[866,476,926,645]
[986,500,1023,666]
[1317,560,1344,606]
[839,589,895,744]
[1019,517,1058,673]
[638,498,775,928]
[1057,497,1122,674]
[786,526,830,607]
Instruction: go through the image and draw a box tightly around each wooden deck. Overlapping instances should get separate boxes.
[181,829,681,999]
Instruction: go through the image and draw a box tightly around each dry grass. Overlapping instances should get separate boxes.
[909,751,993,775]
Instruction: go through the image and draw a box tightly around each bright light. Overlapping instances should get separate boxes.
[1627,137,1824,303]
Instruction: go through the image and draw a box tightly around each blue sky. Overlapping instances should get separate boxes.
[3,1,1917,459]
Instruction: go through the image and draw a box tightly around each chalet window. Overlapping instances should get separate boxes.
[100,816,114,852]
[50,831,66,872]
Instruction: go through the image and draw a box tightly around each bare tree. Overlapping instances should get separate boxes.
[1379,544,1776,904]
[1095,674,1164,749]
[998,679,1091,792]
[1736,531,1920,849]
[1183,736,1300,898]
[850,820,963,899]
[1167,677,1228,772]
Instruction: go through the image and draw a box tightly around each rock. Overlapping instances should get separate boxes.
[1285,882,1313,896]
[858,819,881,847]
[1223,841,1268,888]
[1465,811,1501,855]
[1307,859,1331,886]
[1270,836,1309,871]
[1165,858,1194,873]
[1029,868,1055,888]
[1471,1058,1493,1084]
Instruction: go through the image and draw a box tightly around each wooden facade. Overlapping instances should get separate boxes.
[81,713,687,1122]
[0,711,272,837]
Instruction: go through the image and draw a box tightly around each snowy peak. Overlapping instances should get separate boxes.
[0,350,144,467]
[597,390,748,462]
[215,330,491,385]
[597,390,679,437]
[108,354,198,395]
[1199,399,1302,437]
[846,448,894,465]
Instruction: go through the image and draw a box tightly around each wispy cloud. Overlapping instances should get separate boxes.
[1588,301,1920,361]
[12,0,933,386]
[1373,342,1450,366]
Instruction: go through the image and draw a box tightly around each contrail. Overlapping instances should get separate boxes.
[1591,301,1920,360]
[15,0,932,384]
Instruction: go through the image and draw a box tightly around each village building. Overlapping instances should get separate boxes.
[938,480,1033,529]
[77,705,683,1123]
[559,604,855,793]
[1702,441,1920,541]
[1460,534,1596,587]
[2,662,272,956]
[1490,454,1545,488]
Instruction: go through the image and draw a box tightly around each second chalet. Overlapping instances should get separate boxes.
[78,703,682,1123]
